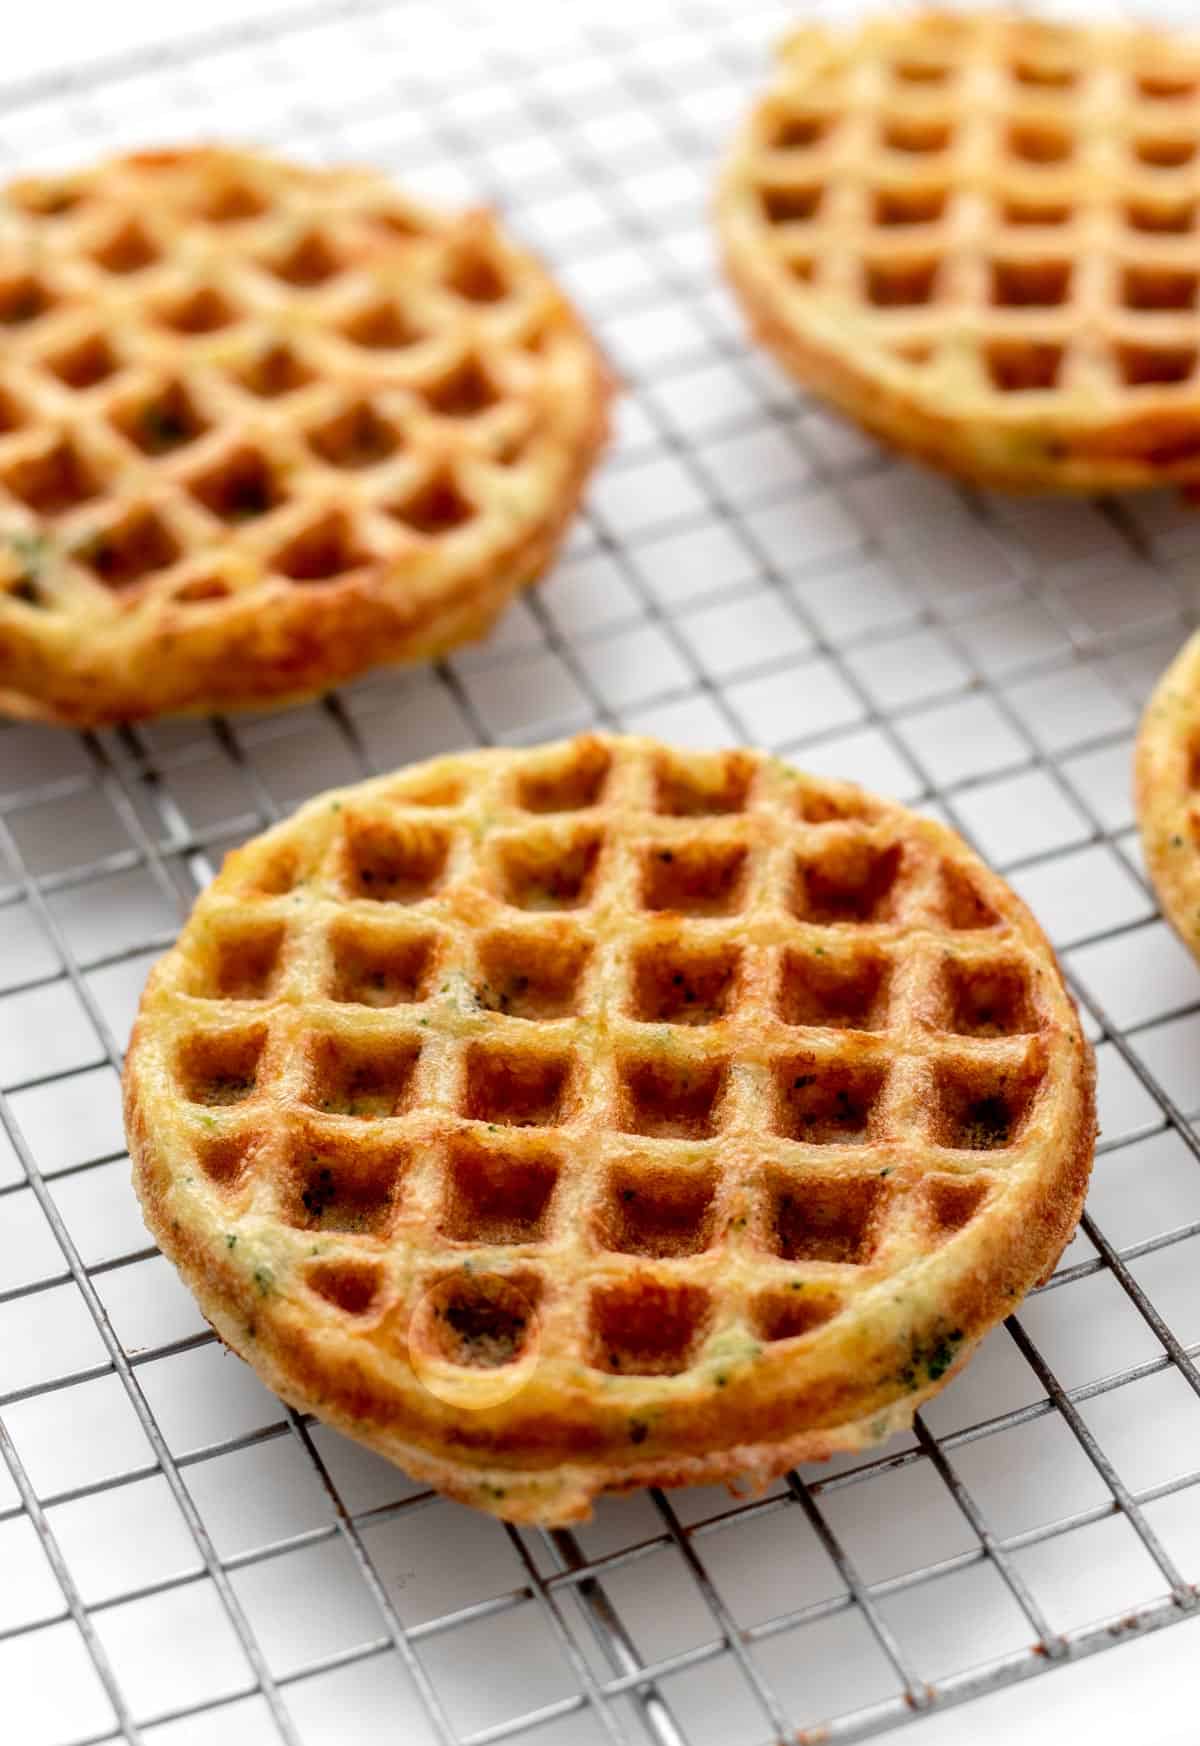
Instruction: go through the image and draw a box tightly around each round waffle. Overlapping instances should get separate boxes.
[124,734,1095,1524]
[1136,630,1200,958]
[0,147,609,725]
[717,10,1200,493]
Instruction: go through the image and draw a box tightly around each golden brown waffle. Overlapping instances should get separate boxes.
[124,734,1095,1524]
[717,10,1200,493]
[1136,630,1200,957]
[0,147,609,725]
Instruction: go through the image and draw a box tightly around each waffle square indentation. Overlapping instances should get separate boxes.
[47,332,119,391]
[944,957,1036,1036]
[445,245,509,304]
[1134,134,1197,168]
[272,511,370,583]
[1000,196,1071,227]
[423,355,499,419]
[640,840,748,915]
[617,1053,727,1139]
[768,1171,886,1264]
[516,739,611,813]
[792,840,904,925]
[882,115,954,154]
[771,112,831,151]
[752,1286,843,1341]
[774,1056,887,1144]
[114,379,209,455]
[194,1130,257,1190]
[1119,344,1197,387]
[1125,198,1195,234]
[595,1160,717,1257]
[1122,265,1199,312]
[4,438,101,517]
[267,229,344,287]
[328,921,440,1007]
[92,218,160,274]
[340,297,422,351]
[79,509,181,589]
[630,939,740,1026]
[866,256,939,307]
[195,176,268,223]
[235,342,315,398]
[177,1026,266,1107]
[342,815,451,904]
[874,186,948,227]
[922,1174,991,1242]
[302,1031,421,1118]
[588,1279,712,1375]
[307,399,400,470]
[1008,120,1073,163]
[196,920,285,1000]
[388,469,476,536]
[987,342,1064,393]
[189,447,285,522]
[418,1271,541,1369]
[991,258,1072,307]
[158,284,240,335]
[464,1043,572,1127]
[307,1258,383,1315]
[931,1057,1041,1151]
[496,829,603,910]
[0,274,54,325]
[778,946,891,1030]
[286,1132,408,1235]
[653,750,754,817]
[476,927,591,1020]
[763,185,823,224]
[440,1135,559,1244]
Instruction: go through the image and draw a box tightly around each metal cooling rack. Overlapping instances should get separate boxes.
[5,1,1200,1742]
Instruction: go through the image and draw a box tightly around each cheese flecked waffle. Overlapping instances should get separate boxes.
[718,11,1200,492]
[1136,630,1200,959]
[124,735,1095,1524]
[0,147,609,724]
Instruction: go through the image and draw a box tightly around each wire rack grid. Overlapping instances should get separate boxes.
[4,0,1200,1742]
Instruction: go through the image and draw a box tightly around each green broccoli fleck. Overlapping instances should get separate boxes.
[897,1326,964,1390]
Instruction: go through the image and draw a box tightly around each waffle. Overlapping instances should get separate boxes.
[123,734,1095,1524]
[717,10,1200,493]
[1136,631,1200,959]
[0,147,609,725]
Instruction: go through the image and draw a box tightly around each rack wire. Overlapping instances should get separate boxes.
[5,0,1200,1741]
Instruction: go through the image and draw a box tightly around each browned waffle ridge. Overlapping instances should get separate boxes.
[0,147,609,725]
[124,734,1096,1524]
[717,10,1200,492]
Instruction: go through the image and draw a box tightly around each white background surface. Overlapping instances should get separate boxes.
[4,1,1200,1743]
